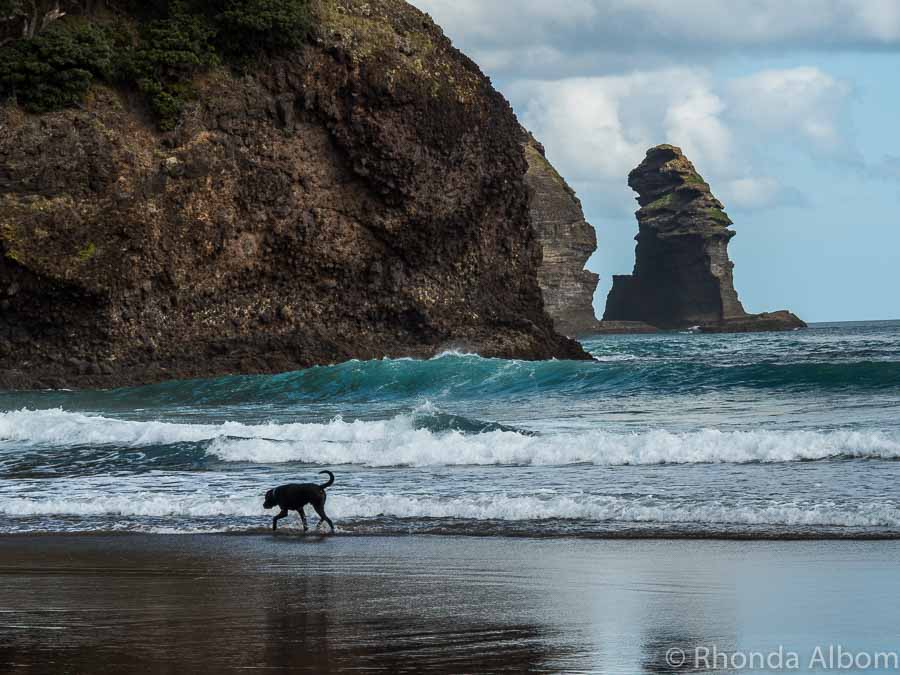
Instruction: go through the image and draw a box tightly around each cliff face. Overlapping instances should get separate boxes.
[603,145,805,332]
[0,0,588,389]
[523,135,601,337]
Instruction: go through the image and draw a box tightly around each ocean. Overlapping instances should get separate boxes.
[2,320,899,539]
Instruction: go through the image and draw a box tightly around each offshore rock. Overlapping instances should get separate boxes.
[591,320,658,334]
[0,0,589,390]
[603,145,805,332]
[523,134,602,336]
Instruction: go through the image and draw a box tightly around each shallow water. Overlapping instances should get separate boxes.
[1,320,899,537]
[3,535,900,674]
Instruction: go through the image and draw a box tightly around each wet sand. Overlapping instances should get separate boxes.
[2,535,900,673]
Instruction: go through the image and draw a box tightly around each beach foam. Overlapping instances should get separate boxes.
[2,408,899,467]
[2,491,899,529]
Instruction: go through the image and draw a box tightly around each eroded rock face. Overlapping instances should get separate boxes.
[0,0,588,389]
[523,134,601,336]
[603,145,805,332]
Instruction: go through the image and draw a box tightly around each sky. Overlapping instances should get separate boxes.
[411,0,900,322]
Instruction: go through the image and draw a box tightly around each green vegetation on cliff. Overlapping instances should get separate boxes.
[0,19,117,112]
[214,0,312,53]
[0,0,312,128]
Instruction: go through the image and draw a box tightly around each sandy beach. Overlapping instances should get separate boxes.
[2,534,900,673]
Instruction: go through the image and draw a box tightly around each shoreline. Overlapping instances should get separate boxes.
[4,528,900,541]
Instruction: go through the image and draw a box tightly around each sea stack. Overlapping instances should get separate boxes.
[603,145,805,332]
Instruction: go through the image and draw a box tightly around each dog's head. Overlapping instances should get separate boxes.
[263,489,277,509]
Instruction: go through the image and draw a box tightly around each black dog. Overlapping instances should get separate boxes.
[263,470,335,532]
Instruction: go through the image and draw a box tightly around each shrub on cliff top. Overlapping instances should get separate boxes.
[0,0,312,127]
[212,0,312,54]
[0,20,115,112]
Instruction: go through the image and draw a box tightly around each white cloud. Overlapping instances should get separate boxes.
[850,0,900,41]
[509,68,826,212]
[511,77,642,186]
[414,0,900,77]
[510,69,732,186]
[726,67,853,156]
[663,83,732,173]
[412,3,864,211]
[595,0,900,45]
[720,177,807,211]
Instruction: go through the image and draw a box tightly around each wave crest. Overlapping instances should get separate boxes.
[5,348,897,411]
[2,408,899,467]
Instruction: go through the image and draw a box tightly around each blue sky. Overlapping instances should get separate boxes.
[413,1,900,322]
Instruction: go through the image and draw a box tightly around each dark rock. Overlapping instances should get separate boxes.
[603,145,806,332]
[275,94,297,131]
[699,310,806,333]
[592,321,658,334]
[0,0,588,390]
[523,133,601,337]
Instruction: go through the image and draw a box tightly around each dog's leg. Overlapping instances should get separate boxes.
[312,501,334,533]
[297,508,308,532]
[272,508,288,531]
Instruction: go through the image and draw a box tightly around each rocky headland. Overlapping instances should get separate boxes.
[523,134,603,337]
[603,145,805,332]
[0,0,590,389]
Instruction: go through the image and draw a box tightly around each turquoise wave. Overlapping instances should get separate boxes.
[2,354,898,412]
[2,324,898,409]
[81,354,900,406]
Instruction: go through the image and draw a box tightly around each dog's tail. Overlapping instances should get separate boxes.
[318,470,335,489]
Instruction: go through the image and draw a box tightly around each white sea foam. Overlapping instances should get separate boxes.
[431,349,482,359]
[0,493,261,517]
[2,492,899,529]
[591,354,639,362]
[2,408,900,467]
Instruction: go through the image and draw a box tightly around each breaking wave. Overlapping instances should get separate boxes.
[2,408,899,468]
[2,492,899,531]
[3,346,897,414]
